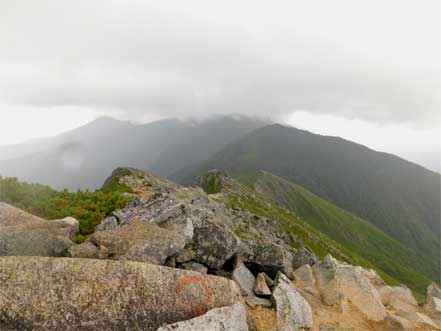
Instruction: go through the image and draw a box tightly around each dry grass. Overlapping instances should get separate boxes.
[248,306,278,331]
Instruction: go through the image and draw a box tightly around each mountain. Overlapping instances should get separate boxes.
[172,124,441,277]
[2,167,441,330]
[0,115,267,190]
[236,170,436,296]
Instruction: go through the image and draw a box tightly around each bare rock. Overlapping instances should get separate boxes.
[294,264,316,288]
[157,303,249,331]
[254,273,272,297]
[428,282,441,300]
[271,272,313,330]
[95,216,118,231]
[232,259,272,308]
[74,218,187,265]
[292,246,318,270]
[0,256,242,331]
[0,203,78,257]
[379,285,418,314]
[181,261,208,274]
[314,258,387,322]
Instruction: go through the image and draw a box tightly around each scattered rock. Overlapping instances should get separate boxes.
[232,259,272,308]
[292,246,318,270]
[0,256,242,331]
[157,303,250,331]
[254,273,272,297]
[271,272,313,330]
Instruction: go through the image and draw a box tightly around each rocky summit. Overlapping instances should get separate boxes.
[0,167,440,331]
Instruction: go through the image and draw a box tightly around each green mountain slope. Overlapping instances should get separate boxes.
[173,124,441,280]
[237,170,437,296]
[200,170,431,299]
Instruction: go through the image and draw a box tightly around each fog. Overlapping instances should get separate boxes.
[0,0,439,170]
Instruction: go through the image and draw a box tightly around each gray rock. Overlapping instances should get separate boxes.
[0,203,78,257]
[190,217,241,270]
[292,247,318,270]
[181,261,208,274]
[294,264,316,288]
[254,273,272,297]
[426,296,441,317]
[428,282,441,300]
[74,218,187,265]
[314,259,387,322]
[95,216,118,231]
[379,285,418,314]
[243,242,294,279]
[0,256,242,331]
[68,241,99,259]
[157,303,249,331]
[271,272,313,330]
[232,259,272,308]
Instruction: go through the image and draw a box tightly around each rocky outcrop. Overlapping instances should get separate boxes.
[71,218,187,265]
[157,303,249,331]
[0,203,78,257]
[0,256,242,331]
[271,272,313,330]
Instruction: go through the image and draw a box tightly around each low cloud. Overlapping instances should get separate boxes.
[0,0,439,127]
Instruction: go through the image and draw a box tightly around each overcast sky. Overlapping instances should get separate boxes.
[0,0,440,171]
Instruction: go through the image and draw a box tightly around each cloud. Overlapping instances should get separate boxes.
[0,0,439,126]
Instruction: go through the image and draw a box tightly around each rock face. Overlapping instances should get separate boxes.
[157,303,249,331]
[271,272,313,330]
[0,203,78,257]
[0,256,242,331]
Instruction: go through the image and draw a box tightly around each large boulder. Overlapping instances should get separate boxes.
[314,257,387,322]
[379,285,418,314]
[70,218,186,265]
[189,216,241,270]
[157,303,249,331]
[242,241,294,279]
[271,272,313,330]
[0,256,242,331]
[0,203,78,257]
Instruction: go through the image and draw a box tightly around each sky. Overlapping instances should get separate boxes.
[0,0,440,171]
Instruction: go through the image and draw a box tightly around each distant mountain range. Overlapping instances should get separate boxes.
[0,116,267,190]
